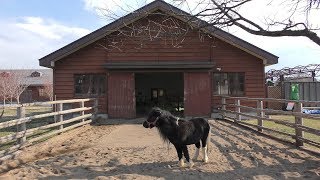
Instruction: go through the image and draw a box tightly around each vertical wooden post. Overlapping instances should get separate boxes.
[294,102,304,147]
[257,100,264,132]
[235,99,241,122]
[54,95,57,122]
[57,103,63,131]
[94,99,99,119]
[80,101,85,122]
[221,97,226,119]
[17,106,26,145]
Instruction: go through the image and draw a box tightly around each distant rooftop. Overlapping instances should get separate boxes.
[0,69,52,86]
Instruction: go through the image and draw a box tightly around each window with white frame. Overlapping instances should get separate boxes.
[74,74,106,96]
[213,73,245,96]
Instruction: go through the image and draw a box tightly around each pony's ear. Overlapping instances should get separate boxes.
[152,107,162,113]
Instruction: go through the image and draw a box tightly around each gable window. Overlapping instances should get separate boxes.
[213,73,245,96]
[74,74,106,96]
[30,71,42,77]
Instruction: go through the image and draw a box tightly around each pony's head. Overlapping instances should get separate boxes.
[143,107,163,129]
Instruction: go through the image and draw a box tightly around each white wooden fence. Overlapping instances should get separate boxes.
[0,98,98,162]
[214,95,320,148]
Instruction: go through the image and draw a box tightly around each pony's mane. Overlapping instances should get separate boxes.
[155,108,181,144]
[158,108,173,117]
[158,128,170,145]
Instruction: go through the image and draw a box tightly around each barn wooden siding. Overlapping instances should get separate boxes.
[105,14,213,63]
[53,14,265,116]
[54,40,108,113]
[28,86,50,102]
[211,39,266,110]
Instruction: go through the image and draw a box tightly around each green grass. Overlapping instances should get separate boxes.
[0,106,54,131]
[0,106,56,151]
[245,115,320,148]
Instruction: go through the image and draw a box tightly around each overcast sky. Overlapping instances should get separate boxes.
[0,0,319,71]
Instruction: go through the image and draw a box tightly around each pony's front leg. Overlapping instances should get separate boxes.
[182,145,194,168]
[202,146,208,163]
[201,137,209,163]
[174,144,184,167]
[193,142,200,161]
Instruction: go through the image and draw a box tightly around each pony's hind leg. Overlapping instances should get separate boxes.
[193,142,200,161]
[182,145,194,168]
[201,130,210,163]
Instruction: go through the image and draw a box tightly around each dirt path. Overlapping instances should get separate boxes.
[0,119,319,179]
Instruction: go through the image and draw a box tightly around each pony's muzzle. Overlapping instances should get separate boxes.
[143,121,149,128]
[143,121,155,128]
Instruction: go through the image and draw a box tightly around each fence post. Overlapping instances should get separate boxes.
[57,103,63,131]
[294,102,304,147]
[17,106,26,145]
[80,101,85,122]
[257,100,264,132]
[93,99,99,119]
[235,99,241,122]
[221,97,226,119]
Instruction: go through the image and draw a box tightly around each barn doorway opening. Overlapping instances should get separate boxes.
[135,72,184,117]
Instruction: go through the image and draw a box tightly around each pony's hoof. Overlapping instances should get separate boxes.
[203,157,209,163]
[187,161,194,168]
[178,159,185,167]
[192,156,199,161]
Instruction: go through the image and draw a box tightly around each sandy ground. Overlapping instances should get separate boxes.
[0,119,319,180]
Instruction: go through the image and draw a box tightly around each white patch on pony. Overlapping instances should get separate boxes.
[176,117,179,126]
[202,146,209,163]
[178,159,185,167]
[193,148,200,160]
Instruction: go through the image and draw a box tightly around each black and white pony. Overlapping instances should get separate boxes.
[143,107,210,168]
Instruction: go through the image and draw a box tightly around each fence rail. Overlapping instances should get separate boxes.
[0,98,98,162]
[214,95,320,149]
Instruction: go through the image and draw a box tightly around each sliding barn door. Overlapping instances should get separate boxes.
[108,73,135,118]
[184,72,211,117]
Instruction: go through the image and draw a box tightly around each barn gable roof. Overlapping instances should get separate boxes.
[0,69,52,86]
[39,0,278,68]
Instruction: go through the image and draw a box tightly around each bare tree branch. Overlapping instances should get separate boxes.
[42,80,53,101]
[0,72,11,105]
[0,71,30,105]
[10,71,30,104]
[202,0,320,46]
[98,0,320,48]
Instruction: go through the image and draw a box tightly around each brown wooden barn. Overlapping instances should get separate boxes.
[39,0,278,118]
[0,69,52,103]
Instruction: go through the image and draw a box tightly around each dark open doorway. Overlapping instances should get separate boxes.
[135,72,184,116]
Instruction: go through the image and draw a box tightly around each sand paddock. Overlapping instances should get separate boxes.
[0,119,319,179]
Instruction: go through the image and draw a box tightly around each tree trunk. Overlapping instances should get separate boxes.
[17,97,20,104]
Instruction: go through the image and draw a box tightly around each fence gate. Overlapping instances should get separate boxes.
[267,86,283,110]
